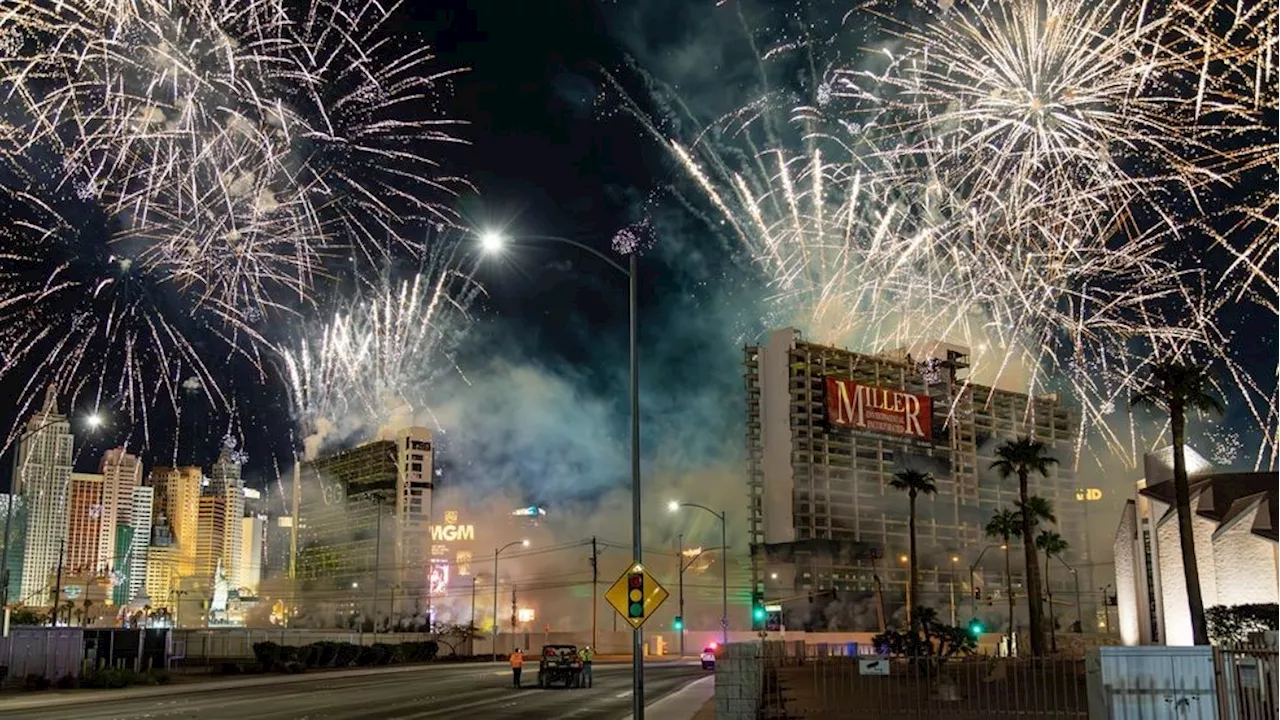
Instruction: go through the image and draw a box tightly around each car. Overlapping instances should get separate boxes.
[537,644,584,688]
[700,643,718,670]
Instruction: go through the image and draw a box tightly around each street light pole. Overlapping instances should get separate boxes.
[492,540,528,662]
[671,502,729,646]
[477,231,642,716]
[628,251,643,719]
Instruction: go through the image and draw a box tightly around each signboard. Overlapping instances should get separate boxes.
[1075,488,1103,501]
[428,562,449,596]
[859,656,891,676]
[824,377,933,440]
[604,563,669,630]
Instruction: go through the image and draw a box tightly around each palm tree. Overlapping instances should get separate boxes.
[991,437,1059,656]
[985,509,1022,653]
[1132,360,1224,646]
[1017,496,1057,529]
[1036,531,1069,653]
[889,469,938,626]
[82,598,93,627]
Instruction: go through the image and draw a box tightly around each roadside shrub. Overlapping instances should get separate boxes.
[150,669,171,685]
[334,642,362,667]
[82,667,141,689]
[54,674,78,690]
[252,641,282,669]
[22,674,50,691]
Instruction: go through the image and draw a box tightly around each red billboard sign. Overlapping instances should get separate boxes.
[824,377,933,440]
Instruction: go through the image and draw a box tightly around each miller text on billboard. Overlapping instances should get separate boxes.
[824,377,933,440]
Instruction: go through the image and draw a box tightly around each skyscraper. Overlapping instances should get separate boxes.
[149,466,202,578]
[208,437,244,589]
[195,495,228,587]
[745,328,1082,630]
[98,449,143,574]
[15,386,75,605]
[296,426,434,619]
[125,486,153,603]
[0,495,26,604]
[67,472,105,573]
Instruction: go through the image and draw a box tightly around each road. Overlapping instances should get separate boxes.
[1,661,707,720]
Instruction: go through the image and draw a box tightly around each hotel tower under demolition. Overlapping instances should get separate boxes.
[745,328,1090,632]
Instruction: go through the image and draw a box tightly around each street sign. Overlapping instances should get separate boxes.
[605,563,669,629]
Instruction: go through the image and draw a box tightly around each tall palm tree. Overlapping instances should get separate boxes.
[991,437,1059,656]
[985,509,1022,653]
[889,469,938,626]
[1017,496,1057,529]
[1132,360,1224,646]
[1036,531,1069,653]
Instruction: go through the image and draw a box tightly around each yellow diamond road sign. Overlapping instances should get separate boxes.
[605,563,669,630]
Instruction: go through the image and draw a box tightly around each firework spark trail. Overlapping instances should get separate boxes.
[0,178,242,454]
[1,0,471,322]
[612,0,1276,467]
[279,234,485,450]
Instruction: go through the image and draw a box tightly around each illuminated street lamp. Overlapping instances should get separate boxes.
[492,539,529,662]
[480,228,644,714]
[669,501,728,645]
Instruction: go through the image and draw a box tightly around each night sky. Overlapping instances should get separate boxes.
[4,0,1274,516]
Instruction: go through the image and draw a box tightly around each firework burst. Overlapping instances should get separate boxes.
[2,0,471,320]
[279,232,485,452]
[606,0,1277,466]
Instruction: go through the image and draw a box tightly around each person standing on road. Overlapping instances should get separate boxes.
[510,648,524,688]
[579,645,594,688]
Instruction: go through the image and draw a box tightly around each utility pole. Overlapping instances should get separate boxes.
[511,586,517,639]
[590,537,598,651]
[50,541,65,626]
[470,576,477,633]
[371,495,384,637]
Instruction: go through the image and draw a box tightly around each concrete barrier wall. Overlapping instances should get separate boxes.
[0,628,85,682]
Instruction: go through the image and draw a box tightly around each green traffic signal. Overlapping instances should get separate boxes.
[967,619,984,636]
[752,606,766,622]
[673,616,684,631]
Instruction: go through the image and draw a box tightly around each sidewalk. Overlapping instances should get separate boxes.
[620,675,714,720]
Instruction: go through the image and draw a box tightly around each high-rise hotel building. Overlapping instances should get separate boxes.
[295,426,434,620]
[14,386,74,605]
[745,328,1083,629]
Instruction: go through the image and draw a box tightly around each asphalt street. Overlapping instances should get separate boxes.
[0,661,707,720]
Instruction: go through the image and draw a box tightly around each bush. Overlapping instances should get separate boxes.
[82,668,142,689]
[54,674,78,690]
[252,641,282,670]
[1208,604,1279,645]
[334,642,362,667]
[22,674,50,691]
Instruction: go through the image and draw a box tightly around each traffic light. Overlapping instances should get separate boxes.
[673,616,684,631]
[626,572,645,619]
[967,618,984,637]
[751,591,766,630]
[973,587,982,600]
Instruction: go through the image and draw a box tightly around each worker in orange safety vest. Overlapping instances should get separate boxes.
[510,648,524,688]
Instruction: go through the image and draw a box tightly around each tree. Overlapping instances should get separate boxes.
[1132,360,1224,646]
[1036,531,1069,653]
[872,606,976,677]
[985,509,1021,653]
[991,437,1059,656]
[889,469,938,627]
[435,622,485,657]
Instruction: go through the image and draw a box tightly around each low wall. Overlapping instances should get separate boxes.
[0,628,85,683]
